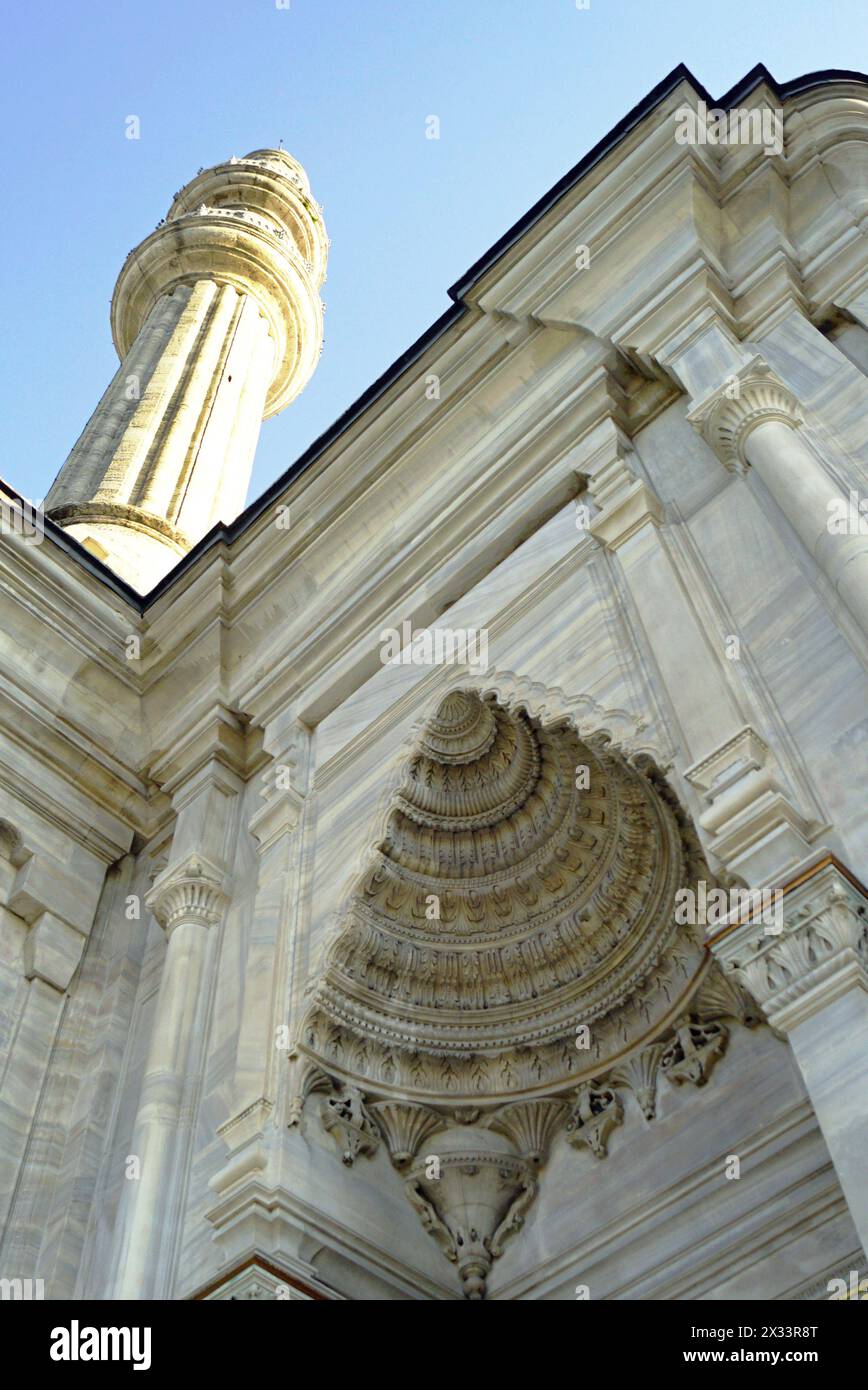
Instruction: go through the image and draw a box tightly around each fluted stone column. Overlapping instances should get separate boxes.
[111,856,227,1299]
[46,149,328,591]
[711,855,868,1253]
[689,356,868,637]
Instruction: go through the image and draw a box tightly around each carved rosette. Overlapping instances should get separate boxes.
[146,855,228,934]
[687,356,803,475]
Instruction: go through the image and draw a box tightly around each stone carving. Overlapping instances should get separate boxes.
[485,1099,569,1165]
[145,854,228,933]
[293,692,764,1296]
[609,1042,666,1120]
[368,1101,443,1168]
[404,1124,537,1300]
[692,963,761,1029]
[659,1020,728,1087]
[302,690,715,1103]
[687,356,803,475]
[712,860,868,1032]
[565,1083,623,1157]
[296,965,762,1297]
[286,1056,333,1128]
[320,1084,380,1166]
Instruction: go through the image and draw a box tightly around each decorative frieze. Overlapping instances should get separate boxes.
[711,856,868,1032]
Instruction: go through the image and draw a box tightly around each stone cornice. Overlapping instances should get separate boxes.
[147,703,247,795]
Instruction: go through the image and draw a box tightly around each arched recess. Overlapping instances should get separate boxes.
[291,681,759,1298]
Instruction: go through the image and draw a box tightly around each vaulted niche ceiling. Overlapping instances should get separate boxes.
[303,689,714,1104]
[297,689,755,1297]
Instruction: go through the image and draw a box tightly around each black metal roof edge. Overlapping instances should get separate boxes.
[0,478,145,614]
[447,64,868,299]
[15,64,868,614]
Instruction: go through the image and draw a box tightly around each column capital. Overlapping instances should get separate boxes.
[146,853,229,933]
[710,856,868,1032]
[687,355,803,475]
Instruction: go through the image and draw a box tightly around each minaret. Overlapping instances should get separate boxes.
[46,149,328,590]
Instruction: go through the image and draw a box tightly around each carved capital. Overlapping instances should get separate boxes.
[687,355,803,474]
[146,854,228,933]
[710,858,868,1032]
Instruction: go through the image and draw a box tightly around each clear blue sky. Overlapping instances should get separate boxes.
[4,0,868,508]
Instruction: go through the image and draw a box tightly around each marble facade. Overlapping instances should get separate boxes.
[0,64,866,1300]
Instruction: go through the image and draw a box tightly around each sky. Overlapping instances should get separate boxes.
[3,0,868,509]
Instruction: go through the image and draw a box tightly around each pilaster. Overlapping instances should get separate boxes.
[584,413,745,763]
[206,711,312,1275]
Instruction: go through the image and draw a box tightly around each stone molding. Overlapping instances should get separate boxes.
[709,856,868,1032]
[194,1255,333,1301]
[687,355,803,474]
[684,725,820,883]
[2,821,95,992]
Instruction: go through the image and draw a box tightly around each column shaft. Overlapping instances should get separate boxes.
[787,989,868,1250]
[112,918,209,1299]
[746,421,868,635]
